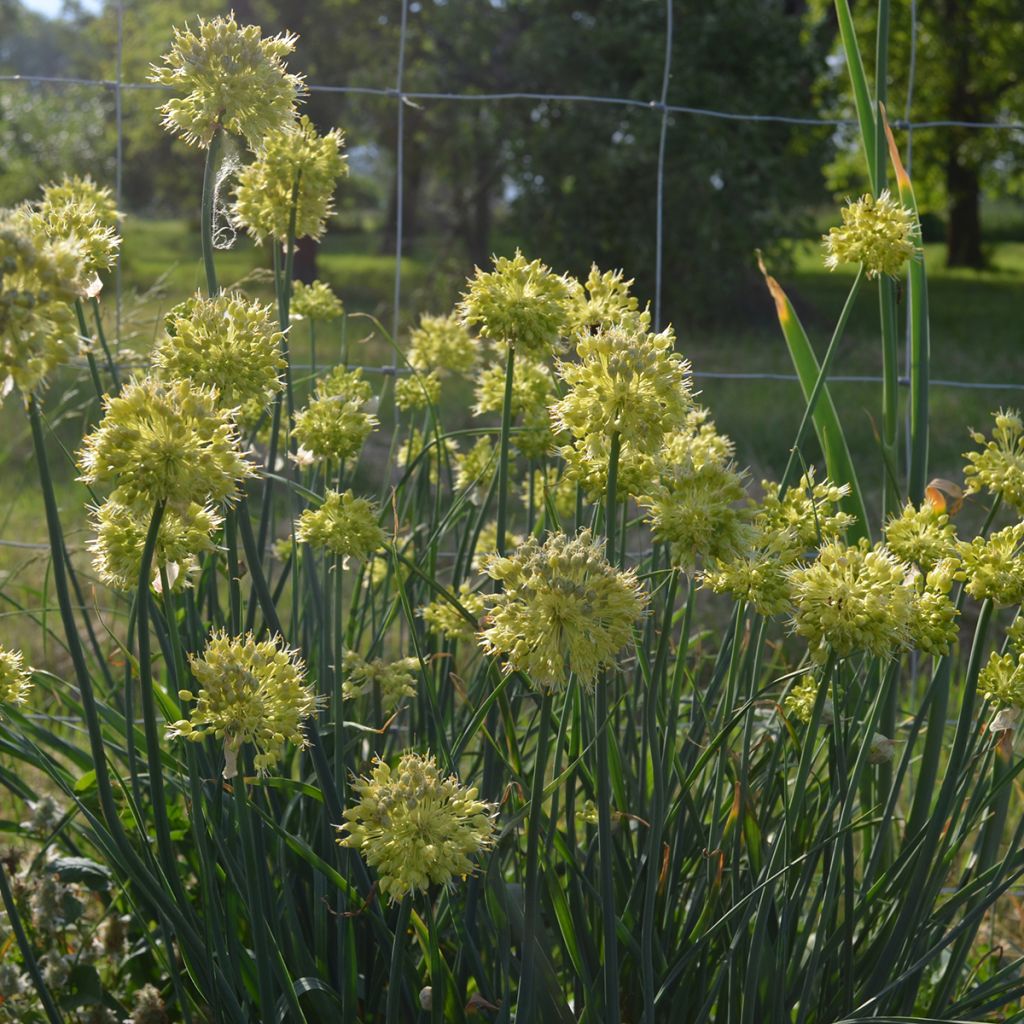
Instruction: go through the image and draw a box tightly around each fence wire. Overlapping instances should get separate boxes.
[3,1,1024,390]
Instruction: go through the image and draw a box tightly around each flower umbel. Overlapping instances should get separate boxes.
[290,279,343,322]
[823,189,916,278]
[295,489,385,561]
[479,529,646,691]
[0,647,31,709]
[233,115,347,242]
[342,651,419,711]
[958,522,1024,605]
[337,752,495,902]
[409,312,477,375]
[36,175,121,278]
[149,14,305,150]
[964,409,1024,512]
[170,631,316,778]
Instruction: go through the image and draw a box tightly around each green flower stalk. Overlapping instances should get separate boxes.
[169,631,316,778]
[409,312,477,375]
[884,500,959,571]
[566,264,643,335]
[788,539,914,661]
[0,207,87,397]
[552,321,693,485]
[479,529,646,691]
[342,651,419,711]
[35,175,121,279]
[522,466,577,521]
[964,409,1024,512]
[154,292,285,412]
[958,522,1024,605]
[823,190,916,278]
[0,647,32,709]
[458,249,571,358]
[337,752,496,903]
[291,368,378,465]
[295,489,386,562]
[78,376,254,510]
[290,279,343,322]
[395,370,441,411]
[421,584,486,643]
[149,14,305,151]
[88,499,222,592]
[233,116,347,242]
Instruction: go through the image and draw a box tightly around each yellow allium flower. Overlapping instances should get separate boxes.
[233,115,347,242]
[758,470,854,553]
[823,189,916,278]
[0,206,86,396]
[472,520,525,572]
[149,14,305,150]
[552,321,692,455]
[700,532,797,618]
[980,650,1024,711]
[170,631,316,778]
[396,431,456,486]
[78,376,254,510]
[884,500,958,572]
[479,529,646,691]
[784,675,834,725]
[342,650,419,711]
[290,279,343,322]
[295,489,385,561]
[788,539,914,660]
[964,409,1024,512]
[0,647,32,709]
[88,498,222,592]
[291,367,378,464]
[36,175,121,277]
[338,752,496,902]
[458,250,571,358]
[566,264,643,335]
[421,583,486,644]
[454,435,496,498]
[958,522,1024,605]
[154,292,285,413]
[409,312,477,375]
[906,575,959,657]
[561,436,657,502]
[395,370,441,411]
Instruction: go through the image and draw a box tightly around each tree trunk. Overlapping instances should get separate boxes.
[293,236,318,284]
[945,155,985,269]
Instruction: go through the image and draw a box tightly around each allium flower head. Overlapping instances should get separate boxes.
[784,675,834,725]
[964,409,1024,511]
[958,522,1024,605]
[89,499,222,592]
[338,752,495,902]
[149,14,305,150]
[884,500,958,572]
[907,573,959,657]
[290,279,343,322]
[170,631,316,778]
[233,115,347,242]
[291,366,378,464]
[759,470,854,553]
[0,206,86,396]
[473,355,556,459]
[395,370,441,411]
[980,650,1024,711]
[788,539,914,660]
[479,529,646,691]
[342,650,419,711]
[0,646,32,709]
[552,321,692,454]
[409,312,477,375]
[421,583,486,643]
[295,489,385,561]
[823,190,916,278]
[454,435,495,498]
[155,292,285,412]
[472,520,525,572]
[701,531,797,618]
[78,376,254,509]
[458,250,572,358]
[567,264,642,335]
[36,175,121,277]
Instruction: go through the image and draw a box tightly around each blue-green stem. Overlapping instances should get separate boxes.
[386,896,412,1024]
[516,690,554,1022]
[90,296,121,391]
[495,344,516,557]
[201,129,222,297]
[425,895,445,1024]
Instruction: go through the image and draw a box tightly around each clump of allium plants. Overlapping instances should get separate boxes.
[3,9,1024,1024]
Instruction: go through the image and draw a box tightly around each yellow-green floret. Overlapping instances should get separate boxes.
[473,355,556,460]
[458,249,571,359]
[963,409,1024,512]
[395,370,441,411]
[421,583,486,644]
[957,522,1024,605]
[758,470,854,552]
[408,312,477,375]
[295,489,385,561]
[0,647,32,709]
[479,529,646,691]
[884,500,958,571]
[784,675,834,725]
[78,376,254,510]
[980,650,1024,711]
[342,651,419,711]
[154,292,285,412]
[149,14,305,150]
[290,279,343,322]
[35,175,121,277]
[337,752,495,902]
[823,189,916,278]
[454,435,496,497]
[169,631,316,778]
[566,264,642,334]
[233,116,347,242]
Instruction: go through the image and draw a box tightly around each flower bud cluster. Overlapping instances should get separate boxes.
[395,370,441,411]
[342,650,419,711]
[0,646,32,709]
[408,312,477,375]
[36,175,121,278]
[295,489,385,561]
[338,752,495,902]
[292,367,378,464]
[566,264,642,335]
[421,583,486,644]
[958,522,1024,605]
[823,189,916,278]
[290,279,343,322]
[884,500,958,571]
[479,529,646,691]
[963,408,1024,512]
